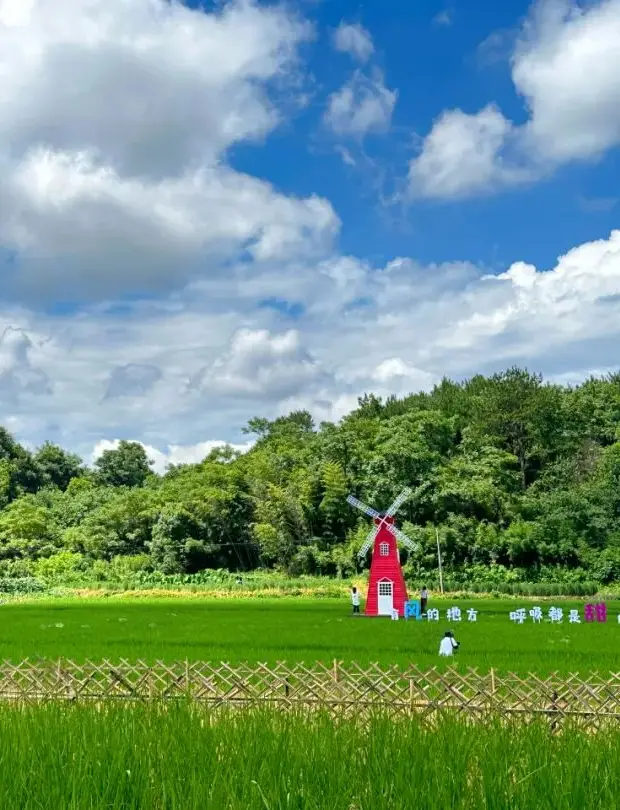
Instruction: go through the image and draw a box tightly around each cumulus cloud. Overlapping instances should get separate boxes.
[332,22,374,62]
[0,327,52,403]
[325,20,396,140]
[4,150,338,300]
[408,105,528,198]
[0,230,620,461]
[0,0,338,301]
[372,358,434,388]
[409,0,620,198]
[514,0,620,163]
[91,438,254,475]
[0,0,306,175]
[191,328,328,400]
[104,364,162,399]
[324,70,397,137]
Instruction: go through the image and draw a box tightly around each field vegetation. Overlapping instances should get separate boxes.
[1,599,618,674]
[0,703,617,809]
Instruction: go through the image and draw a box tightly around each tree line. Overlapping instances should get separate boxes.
[1,368,620,586]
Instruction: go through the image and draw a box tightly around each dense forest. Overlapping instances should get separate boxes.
[1,368,620,587]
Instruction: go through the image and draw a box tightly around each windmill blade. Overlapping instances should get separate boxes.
[347,495,380,519]
[386,523,418,552]
[385,487,412,517]
[358,525,379,559]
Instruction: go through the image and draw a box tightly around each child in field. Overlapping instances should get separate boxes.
[351,587,360,615]
[439,631,459,656]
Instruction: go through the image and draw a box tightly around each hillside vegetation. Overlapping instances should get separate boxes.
[1,368,620,589]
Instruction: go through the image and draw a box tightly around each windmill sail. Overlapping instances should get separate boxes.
[385,488,412,517]
[346,495,380,519]
[386,523,417,552]
[357,525,379,559]
[348,488,417,557]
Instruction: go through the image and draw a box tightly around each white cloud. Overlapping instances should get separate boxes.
[1,230,620,462]
[0,326,52,403]
[4,148,338,301]
[104,364,163,400]
[514,0,620,163]
[409,0,620,198]
[372,358,434,388]
[408,105,528,198]
[433,11,453,27]
[0,0,309,174]
[332,22,374,62]
[324,70,397,137]
[0,0,338,301]
[191,328,328,400]
[91,438,254,475]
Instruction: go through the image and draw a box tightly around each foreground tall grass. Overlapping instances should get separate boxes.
[0,703,617,809]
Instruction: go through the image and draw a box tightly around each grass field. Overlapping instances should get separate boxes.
[0,598,618,809]
[0,703,617,809]
[1,598,618,674]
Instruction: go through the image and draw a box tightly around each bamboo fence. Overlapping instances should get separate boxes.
[0,659,617,729]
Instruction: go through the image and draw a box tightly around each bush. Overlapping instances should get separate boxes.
[442,581,601,597]
[0,559,34,579]
[33,551,85,582]
[0,577,46,594]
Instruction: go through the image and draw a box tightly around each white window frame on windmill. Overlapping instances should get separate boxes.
[379,542,389,556]
[377,579,394,615]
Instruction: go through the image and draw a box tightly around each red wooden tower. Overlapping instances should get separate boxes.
[347,489,417,617]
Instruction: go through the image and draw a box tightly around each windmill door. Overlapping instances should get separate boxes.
[377,580,394,616]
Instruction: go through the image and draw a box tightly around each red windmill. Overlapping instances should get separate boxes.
[347,488,417,617]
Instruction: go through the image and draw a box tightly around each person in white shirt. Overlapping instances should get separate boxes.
[439,631,459,656]
[420,586,428,615]
[351,587,360,615]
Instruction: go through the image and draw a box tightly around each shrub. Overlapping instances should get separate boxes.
[0,577,46,594]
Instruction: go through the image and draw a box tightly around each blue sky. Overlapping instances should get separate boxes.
[0,0,619,469]
[227,0,619,273]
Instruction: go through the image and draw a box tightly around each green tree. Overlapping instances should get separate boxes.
[0,496,58,559]
[569,374,620,446]
[94,441,153,488]
[252,483,310,569]
[318,461,349,537]
[364,410,456,514]
[468,368,565,489]
[149,504,203,574]
[78,489,157,559]
[34,442,84,490]
[433,439,519,525]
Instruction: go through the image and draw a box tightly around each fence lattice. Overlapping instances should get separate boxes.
[0,660,618,729]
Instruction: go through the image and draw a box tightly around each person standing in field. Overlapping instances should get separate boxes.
[439,631,459,656]
[420,585,428,615]
[351,586,360,615]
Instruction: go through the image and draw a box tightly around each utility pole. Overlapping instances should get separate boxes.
[436,526,444,594]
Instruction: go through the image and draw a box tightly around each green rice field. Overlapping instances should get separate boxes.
[0,598,618,808]
[0,703,616,809]
[0,598,618,674]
